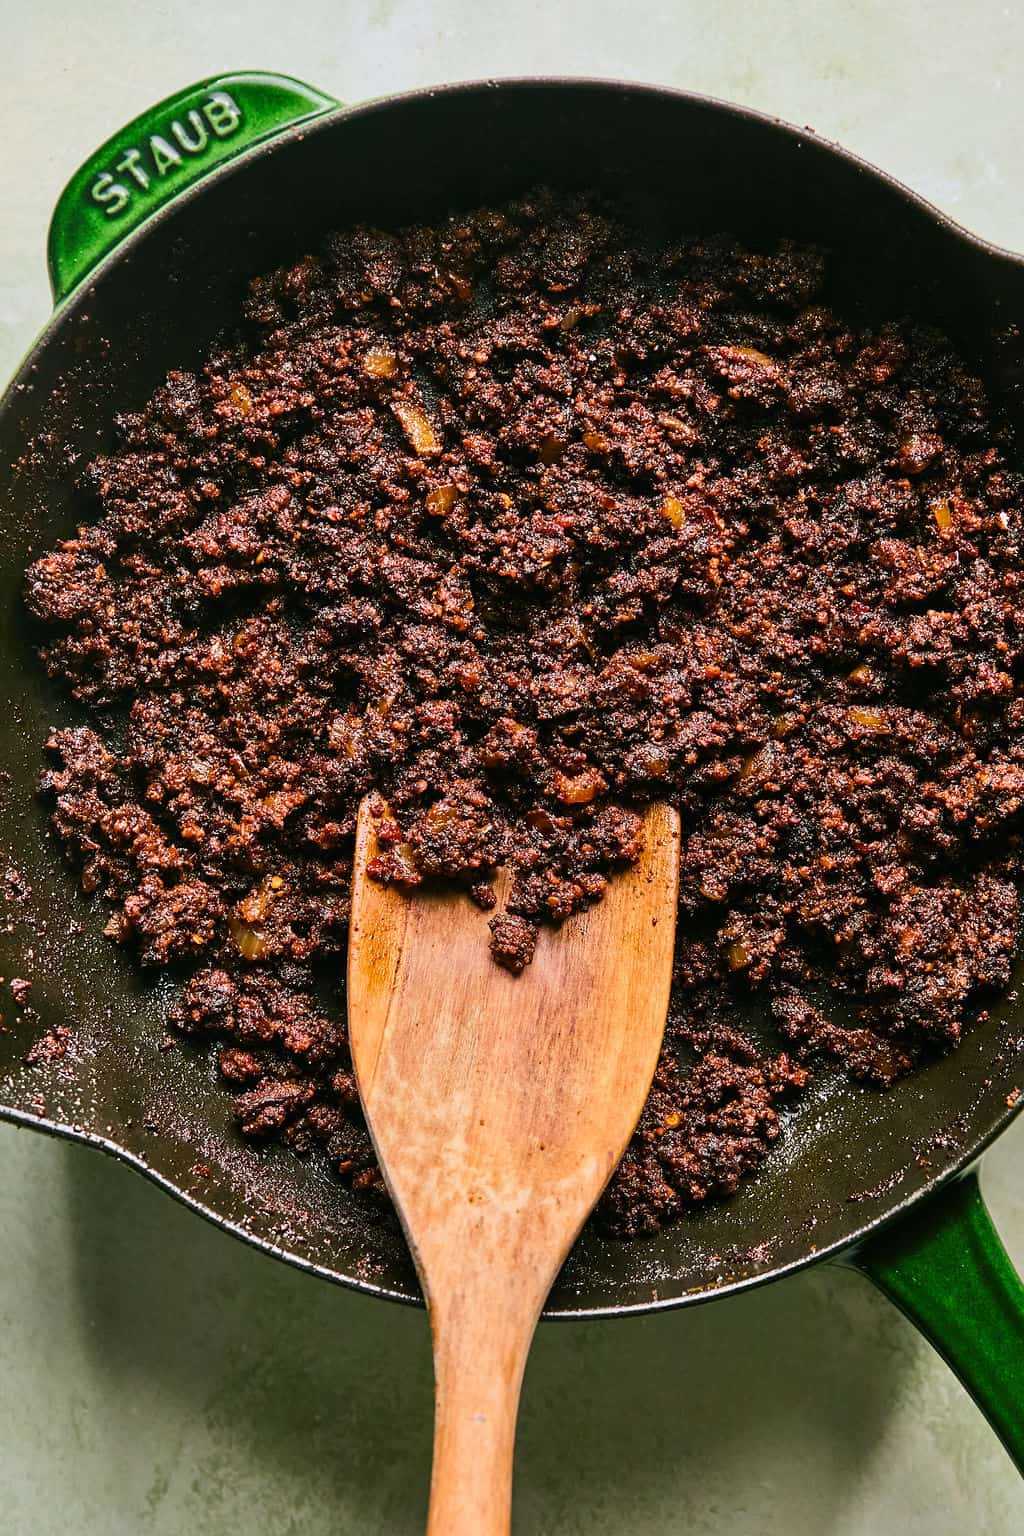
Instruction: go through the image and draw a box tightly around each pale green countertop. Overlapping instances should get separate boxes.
[2,3,1024,1531]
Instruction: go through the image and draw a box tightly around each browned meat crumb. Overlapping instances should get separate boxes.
[24,1026,70,1065]
[488,912,538,973]
[598,1045,809,1236]
[25,190,1024,1238]
[10,978,32,1005]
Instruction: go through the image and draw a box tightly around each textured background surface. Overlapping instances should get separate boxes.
[2,2,1024,1531]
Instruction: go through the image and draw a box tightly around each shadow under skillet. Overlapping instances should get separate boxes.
[54,1132,913,1536]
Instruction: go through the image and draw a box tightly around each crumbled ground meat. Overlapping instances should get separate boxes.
[488,911,539,973]
[25,191,1024,1237]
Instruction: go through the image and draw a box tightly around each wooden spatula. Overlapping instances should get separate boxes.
[348,799,680,1536]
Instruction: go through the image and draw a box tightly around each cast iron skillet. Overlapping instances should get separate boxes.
[2,71,1024,1469]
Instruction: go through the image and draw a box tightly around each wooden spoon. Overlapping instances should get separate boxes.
[348,799,680,1536]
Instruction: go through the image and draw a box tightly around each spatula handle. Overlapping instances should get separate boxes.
[427,1292,538,1536]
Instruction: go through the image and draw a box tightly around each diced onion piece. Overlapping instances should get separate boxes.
[898,431,942,475]
[527,808,558,834]
[538,433,564,465]
[558,302,599,331]
[739,746,772,780]
[423,800,460,831]
[659,414,699,445]
[238,873,286,924]
[229,916,269,960]
[849,706,889,731]
[229,382,253,414]
[726,940,750,970]
[638,747,670,778]
[848,664,873,685]
[932,499,954,535]
[364,348,398,379]
[426,484,458,516]
[239,887,270,923]
[364,349,398,379]
[730,345,775,367]
[390,842,420,882]
[552,767,606,804]
[661,495,685,530]
[393,399,441,456]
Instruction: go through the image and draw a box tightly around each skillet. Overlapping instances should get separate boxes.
[1,70,1023,1470]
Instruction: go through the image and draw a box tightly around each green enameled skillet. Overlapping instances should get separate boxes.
[2,70,1023,1471]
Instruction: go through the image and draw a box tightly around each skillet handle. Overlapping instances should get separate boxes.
[843,1166,1024,1472]
[46,72,339,305]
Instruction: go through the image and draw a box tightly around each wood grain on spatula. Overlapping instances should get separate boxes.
[348,799,680,1536]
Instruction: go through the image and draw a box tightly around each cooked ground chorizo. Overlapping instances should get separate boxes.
[26,191,1024,1237]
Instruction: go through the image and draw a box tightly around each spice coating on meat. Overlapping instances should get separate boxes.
[25,192,1024,1236]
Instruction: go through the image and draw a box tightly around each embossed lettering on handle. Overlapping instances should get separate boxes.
[47,72,339,305]
[87,90,245,219]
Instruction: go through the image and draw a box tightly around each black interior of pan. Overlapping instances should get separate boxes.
[2,81,1023,1315]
